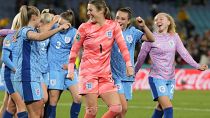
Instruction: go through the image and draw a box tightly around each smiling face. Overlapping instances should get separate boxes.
[87,3,104,23]
[154,13,171,33]
[115,11,130,30]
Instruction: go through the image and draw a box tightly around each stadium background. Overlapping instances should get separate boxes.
[0,0,209,118]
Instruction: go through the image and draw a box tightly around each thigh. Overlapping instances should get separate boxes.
[98,77,117,95]
[100,91,121,106]
[149,77,168,101]
[64,70,79,90]
[166,79,175,100]
[79,76,99,95]
[22,81,43,102]
[84,93,98,107]
[49,70,64,90]
[122,81,133,100]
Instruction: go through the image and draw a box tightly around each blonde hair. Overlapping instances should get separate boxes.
[19,5,40,27]
[41,13,54,24]
[11,13,21,30]
[155,12,176,34]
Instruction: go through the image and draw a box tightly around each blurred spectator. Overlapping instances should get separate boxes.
[177,6,195,38]
[150,4,159,18]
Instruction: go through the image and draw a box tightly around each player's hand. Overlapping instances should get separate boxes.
[198,64,208,71]
[66,72,74,80]
[136,16,145,28]
[59,23,71,30]
[53,15,60,23]
[62,64,68,70]
[126,66,134,77]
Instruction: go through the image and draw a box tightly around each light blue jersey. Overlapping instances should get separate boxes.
[1,32,18,81]
[37,39,49,73]
[111,26,144,82]
[48,27,77,70]
[1,32,18,94]
[14,26,41,82]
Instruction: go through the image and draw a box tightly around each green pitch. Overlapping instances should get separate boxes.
[0,90,210,118]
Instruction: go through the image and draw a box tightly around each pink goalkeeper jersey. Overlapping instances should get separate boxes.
[135,33,200,80]
[68,20,132,78]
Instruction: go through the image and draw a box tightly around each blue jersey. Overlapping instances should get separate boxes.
[37,39,49,73]
[48,27,77,71]
[1,32,19,81]
[14,26,41,82]
[111,26,143,81]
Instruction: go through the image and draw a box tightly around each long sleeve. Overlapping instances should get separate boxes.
[175,34,200,69]
[135,42,151,74]
[68,25,85,73]
[1,49,15,70]
[0,29,15,37]
[114,23,132,67]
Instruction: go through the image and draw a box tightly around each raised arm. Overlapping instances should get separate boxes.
[27,23,70,41]
[135,42,151,74]
[0,29,15,37]
[136,16,155,42]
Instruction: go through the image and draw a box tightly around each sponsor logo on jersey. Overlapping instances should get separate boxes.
[55,41,61,49]
[76,34,81,41]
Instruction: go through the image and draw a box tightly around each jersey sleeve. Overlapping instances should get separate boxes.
[0,29,15,37]
[134,28,144,44]
[175,34,200,69]
[68,24,86,73]
[20,27,34,41]
[135,41,151,74]
[114,22,132,67]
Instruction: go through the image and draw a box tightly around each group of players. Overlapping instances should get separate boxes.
[0,0,208,118]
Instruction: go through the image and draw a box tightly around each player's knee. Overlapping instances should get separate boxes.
[73,95,82,103]
[86,107,98,115]
[109,104,122,113]
[122,105,128,114]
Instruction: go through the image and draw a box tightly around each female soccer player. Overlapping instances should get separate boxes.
[47,9,82,118]
[1,13,28,118]
[67,0,134,118]
[14,5,70,118]
[135,12,208,118]
[111,7,155,118]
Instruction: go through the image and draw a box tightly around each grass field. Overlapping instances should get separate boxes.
[0,90,210,118]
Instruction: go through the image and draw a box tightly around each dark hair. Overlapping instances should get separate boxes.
[60,9,75,26]
[88,0,111,19]
[19,5,40,27]
[117,7,132,20]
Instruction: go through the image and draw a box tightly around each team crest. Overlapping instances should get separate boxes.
[50,79,56,86]
[159,86,166,93]
[126,35,133,43]
[4,40,11,47]
[168,40,175,48]
[106,30,113,38]
[35,88,40,96]
[86,82,92,90]
[65,37,71,43]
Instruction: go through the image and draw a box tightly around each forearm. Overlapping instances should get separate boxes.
[142,26,155,42]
